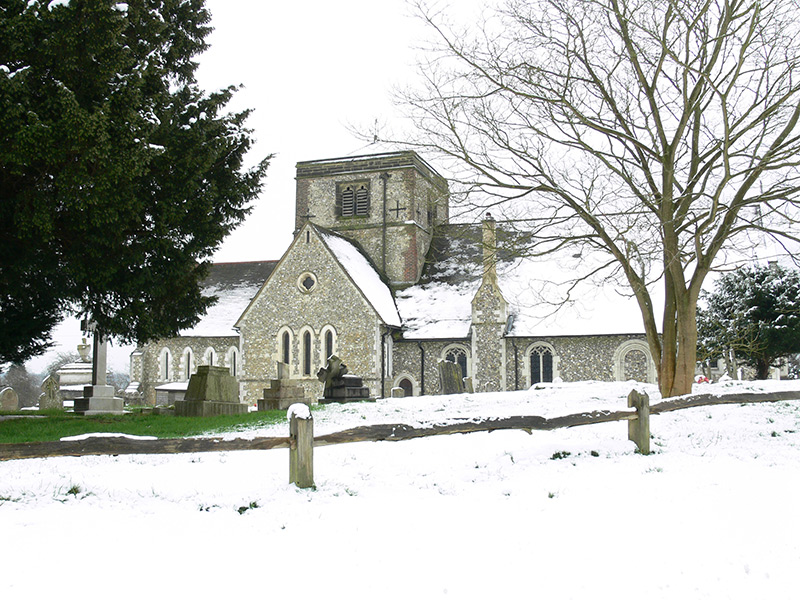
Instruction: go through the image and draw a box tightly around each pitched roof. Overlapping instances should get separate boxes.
[395,224,656,339]
[180,260,278,337]
[316,227,402,327]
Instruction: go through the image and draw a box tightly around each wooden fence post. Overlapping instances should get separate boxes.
[627,389,650,455]
[289,404,314,489]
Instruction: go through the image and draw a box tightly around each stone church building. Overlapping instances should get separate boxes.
[129,151,656,405]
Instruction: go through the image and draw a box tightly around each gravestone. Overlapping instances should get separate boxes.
[391,387,404,398]
[260,361,307,411]
[74,322,124,415]
[317,355,373,403]
[175,365,248,416]
[438,360,465,395]
[57,340,94,404]
[0,387,19,412]
[39,375,63,410]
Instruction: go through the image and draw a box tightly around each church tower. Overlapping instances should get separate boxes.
[295,151,449,286]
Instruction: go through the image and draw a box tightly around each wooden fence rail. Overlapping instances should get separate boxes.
[1,389,798,463]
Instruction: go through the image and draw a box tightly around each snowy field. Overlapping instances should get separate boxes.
[2,379,800,599]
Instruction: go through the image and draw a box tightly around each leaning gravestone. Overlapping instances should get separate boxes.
[438,360,465,395]
[0,387,19,412]
[39,375,63,410]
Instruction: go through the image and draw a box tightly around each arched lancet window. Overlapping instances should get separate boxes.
[325,331,334,361]
[182,347,194,381]
[226,347,239,377]
[319,326,337,366]
[203,347,216,366]
[159,348,172,381]
[529,344,554,384]
[282,331,291,365]
[302,331,312,376]
[443,345,469,379]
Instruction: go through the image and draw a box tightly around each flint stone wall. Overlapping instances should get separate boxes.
[237,227,384,405]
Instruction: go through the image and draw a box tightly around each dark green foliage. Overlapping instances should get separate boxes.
[0,0,270,364]
[697,265,800,379]
[550,450,571,460]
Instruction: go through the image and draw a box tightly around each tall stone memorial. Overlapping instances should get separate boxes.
[73,320,124,415]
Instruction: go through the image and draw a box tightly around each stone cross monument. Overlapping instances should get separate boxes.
[73,319,124,415]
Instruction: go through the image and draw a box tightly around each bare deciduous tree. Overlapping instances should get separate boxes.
[391,0,800,397]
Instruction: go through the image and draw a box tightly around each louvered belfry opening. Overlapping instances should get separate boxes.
[355,185,369,215]
[341,185,355,215]
[337,181,370,217]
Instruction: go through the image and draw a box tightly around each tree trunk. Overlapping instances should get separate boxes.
[756,358,771,380]
[659,283,698,398]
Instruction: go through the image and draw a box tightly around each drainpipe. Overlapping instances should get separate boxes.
[417,341,425,396]
[380,172,391,277]
[380,329,391,399]
[512,341,519,391]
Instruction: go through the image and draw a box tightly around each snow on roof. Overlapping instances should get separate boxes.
[318,229,402,327]
[179,261,277,337]
[396,224,658,339]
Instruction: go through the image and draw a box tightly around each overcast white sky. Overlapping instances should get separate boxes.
[26,0,465,372]
[198,0,444,263]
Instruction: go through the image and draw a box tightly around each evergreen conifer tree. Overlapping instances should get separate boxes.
[698,265,800,379]
[0,0,269,365]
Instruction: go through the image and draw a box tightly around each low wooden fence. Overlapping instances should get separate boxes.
[2,390,799,489]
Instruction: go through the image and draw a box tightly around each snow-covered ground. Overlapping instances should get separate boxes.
[3,380,800,599]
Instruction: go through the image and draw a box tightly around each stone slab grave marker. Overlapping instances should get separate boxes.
[260,361,307,411]
[438,360,465,395]
[175,365,248,416]
[0,387,19,412]
[317,355,373,403]
[73,319,124,415]
[39,374,63,410]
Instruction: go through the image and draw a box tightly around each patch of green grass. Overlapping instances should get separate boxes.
[237,501,259,514]
[550,450,571,460]
[0,410,286,444]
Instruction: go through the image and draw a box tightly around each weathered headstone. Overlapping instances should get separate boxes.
[39,375,63,410]
[463,377,474,394]
[627,389,650,455]
[391,386,405,398]
[438,360,465,395]
[175,365,248,416]
[260,361,307,411]
[0,387,19,412]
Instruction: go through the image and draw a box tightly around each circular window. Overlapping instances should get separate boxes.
[297,272,318,293]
